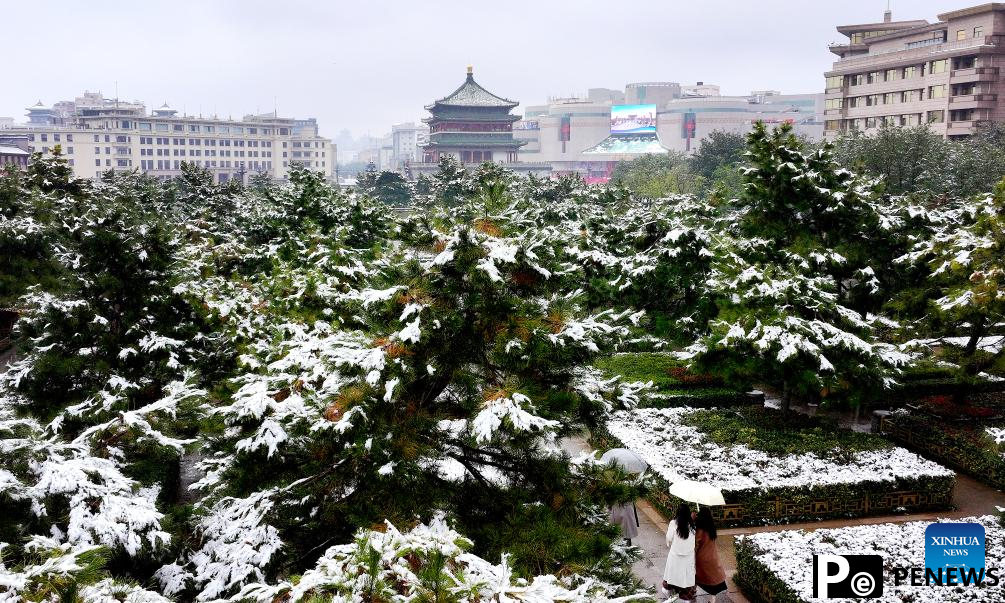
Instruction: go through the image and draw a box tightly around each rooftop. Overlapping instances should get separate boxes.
[939,2,1005,21]
[426,67,519,110]
[0,145,29,156]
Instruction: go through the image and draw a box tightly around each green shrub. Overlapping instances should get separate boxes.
[735,537,806,603]
[683,407,891,460]
[883,413,1005,490]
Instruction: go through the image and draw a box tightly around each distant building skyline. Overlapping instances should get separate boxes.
[0,1,965,138]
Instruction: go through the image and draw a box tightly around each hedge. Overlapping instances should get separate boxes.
[890,378,1005,400]
[640,389,758,409]
[591,421,955,528]
[881,413,1005,491]
[594,353,756,408]
[734,536,805,603]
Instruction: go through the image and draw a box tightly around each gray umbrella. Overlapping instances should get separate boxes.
[599,448,649,474]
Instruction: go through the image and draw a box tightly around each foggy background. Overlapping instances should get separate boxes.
[0,1,959,147]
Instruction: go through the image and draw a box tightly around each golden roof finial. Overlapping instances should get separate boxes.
[467,65,473,75]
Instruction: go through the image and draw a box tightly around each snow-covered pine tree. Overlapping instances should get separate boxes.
[681,123,910,410]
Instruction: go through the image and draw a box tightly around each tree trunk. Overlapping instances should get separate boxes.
[781,380,791,414]
[955,317,987,404]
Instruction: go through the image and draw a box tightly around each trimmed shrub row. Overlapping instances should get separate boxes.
[734,537,805,603]
[882,413,1005,491]
[592,421,955,528]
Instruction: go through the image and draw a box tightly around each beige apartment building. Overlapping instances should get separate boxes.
[15,92,335,183]
[824,3,1005,139]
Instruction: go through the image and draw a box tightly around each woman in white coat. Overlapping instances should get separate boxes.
[662,502,696,601]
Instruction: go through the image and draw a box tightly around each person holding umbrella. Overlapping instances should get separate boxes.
[600,448,647,545]
[662,502,696,601]
[663,479,726,601]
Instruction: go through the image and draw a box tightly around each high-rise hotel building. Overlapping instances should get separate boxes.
[824,3,1005,139]
[15,91,335,182]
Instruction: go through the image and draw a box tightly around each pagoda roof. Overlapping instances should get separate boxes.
[425,67,519,110]
[425,138,527,148]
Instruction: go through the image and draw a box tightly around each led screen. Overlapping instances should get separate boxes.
[610,104,656,134]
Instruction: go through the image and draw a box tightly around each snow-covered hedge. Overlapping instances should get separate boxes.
[735,515,1004,603]
[600,407,954,526]
[882,412,1005,490]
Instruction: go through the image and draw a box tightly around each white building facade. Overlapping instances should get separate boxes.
[13,92,335,183]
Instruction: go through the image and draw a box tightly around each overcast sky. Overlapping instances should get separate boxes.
[2,0,959,139]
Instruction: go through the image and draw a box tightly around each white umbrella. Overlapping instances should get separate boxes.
[599,448,648,474]
[667,479,726,506]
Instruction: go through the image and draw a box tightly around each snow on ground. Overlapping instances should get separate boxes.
[606,407,952,492]
[740,515,1004,603]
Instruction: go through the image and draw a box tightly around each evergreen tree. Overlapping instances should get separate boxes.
[898,178,1005,391]
[683,123,909,410]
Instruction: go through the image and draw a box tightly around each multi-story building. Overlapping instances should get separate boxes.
[11,91,335,182]
[660,92,823,153]
[516,84,822,181]
[824,3,1005,139]
[390,122,429,170]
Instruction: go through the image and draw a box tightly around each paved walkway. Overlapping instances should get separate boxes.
[0,345,15,368]
[563,435,746,602]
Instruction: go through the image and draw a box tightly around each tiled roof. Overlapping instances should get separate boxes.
[0,145,29,156]
[427,69,518,109]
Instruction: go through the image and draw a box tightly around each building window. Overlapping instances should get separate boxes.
[927,110,945,123]
[957,29,967,41]
[40,134,47,142]
[900,66,917,80]
[883,92,897,104]
[974,26,984,38]
[930,59,948,74]
[955,56,976,70]
[884,69,897,82]
[95,159,101,166]
[66,134,73,142]
[54,134,61,142]
[928,84,947,98]
[156,123,169,131]
[140,122,152,131]
[67,147,73,154]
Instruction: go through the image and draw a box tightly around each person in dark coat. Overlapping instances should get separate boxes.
[694,506,728,601]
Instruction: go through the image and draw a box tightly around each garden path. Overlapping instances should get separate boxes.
[564,425,1005,603]
[561,435,748,602]
[0,345,15,368]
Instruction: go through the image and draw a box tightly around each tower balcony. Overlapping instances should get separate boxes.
[949,66,1000,83]
[948,93,998,109]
